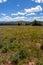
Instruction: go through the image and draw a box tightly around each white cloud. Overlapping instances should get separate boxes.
[17,12,26,15]
[0,15,43,21]
[32,16,43,21]
[0,0,7,3]
[26,13,36,16]
[25,5,42,13]
[0,16,13,21]
[0,5,43,21]
[11,13,18,16]
[11,5,42,17]
[29,16,43,21]
[0,16,27,21]
[13,16,27,21]
[32,0,43,3]
[11,12,26,16]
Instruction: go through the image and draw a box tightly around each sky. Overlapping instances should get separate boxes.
[0,0,43,21]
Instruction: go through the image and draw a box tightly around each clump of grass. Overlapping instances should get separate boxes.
[2,47,8,53]
[10,49,28,65]
[9,44,15,50]
[10,37,16,43]
[36,60,43,65]
[19,49,28,59]
[11,54,19,65]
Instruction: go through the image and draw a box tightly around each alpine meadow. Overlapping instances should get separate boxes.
[0,0,43,65]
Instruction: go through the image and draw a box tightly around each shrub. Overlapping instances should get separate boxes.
[9,45,15,50]
[2,47,8,53]
[10,37,16,43]
[19,49,28,59]
[11,54,19,65]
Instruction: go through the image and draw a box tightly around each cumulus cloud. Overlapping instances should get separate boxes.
[0,16,13,21]
[11,5,42,17]
[0,5,43,21]
[25,16,43,21]
[0,14,43,21]
[26,13,36,16]
[25,5,42,13]
[11,12,26,16]
[0,15,43,21]
[0,16,27,21]
[32,0,43,3]
[32,16,43,21]
[0,0,7,3]
[13,16,27,21]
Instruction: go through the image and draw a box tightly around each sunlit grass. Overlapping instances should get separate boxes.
[0,26,43,65]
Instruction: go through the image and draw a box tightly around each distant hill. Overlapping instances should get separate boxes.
[0,20,43,26]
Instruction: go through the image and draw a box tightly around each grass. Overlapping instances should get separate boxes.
[0,26,43,65]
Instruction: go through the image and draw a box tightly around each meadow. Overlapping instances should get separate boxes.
[0,26,43,65]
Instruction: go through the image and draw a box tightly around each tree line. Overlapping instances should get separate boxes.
[0,20,43,26]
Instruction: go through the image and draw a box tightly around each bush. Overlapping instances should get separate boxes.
[19,49,28,59]
[2,47,8,53]
[11,54,19,65]
[9,45,15,50]
[10,37,16,43]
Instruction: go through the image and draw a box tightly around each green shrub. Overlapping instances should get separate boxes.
[19,49,28,59]
[2,47,8,53]
[9,45,15,50]
[10,37,16,43]
[11,54,19,65]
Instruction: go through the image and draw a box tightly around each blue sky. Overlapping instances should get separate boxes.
[0,0,43,21]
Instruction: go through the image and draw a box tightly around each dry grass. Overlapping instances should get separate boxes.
[0,26,43,65]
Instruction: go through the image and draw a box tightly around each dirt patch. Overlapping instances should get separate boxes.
[36,43,41,48]
[1,61,14,65]
[23,61,36,65]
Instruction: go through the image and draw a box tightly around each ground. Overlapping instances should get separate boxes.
[0,26,43,65]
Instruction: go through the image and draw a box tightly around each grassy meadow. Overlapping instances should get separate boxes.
[0,26,43,65]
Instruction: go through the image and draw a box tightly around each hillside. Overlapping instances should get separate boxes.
[0,26,43,65]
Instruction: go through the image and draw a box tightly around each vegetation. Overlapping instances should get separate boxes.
[32,20,42,26]
[0,26,43,65]
[11,54,19,65]
[0,20,43,26]
[19,49,28,59]
[2,47,8,53]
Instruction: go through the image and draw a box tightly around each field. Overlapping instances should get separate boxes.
[0,26,43,65]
